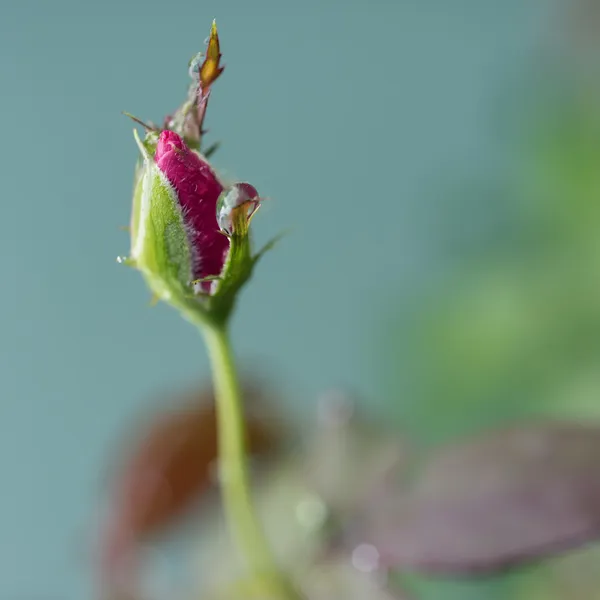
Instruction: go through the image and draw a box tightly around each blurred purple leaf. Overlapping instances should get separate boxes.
[365,421,600,575]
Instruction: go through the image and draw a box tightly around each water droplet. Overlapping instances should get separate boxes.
[351,544,380,573]
[116,255,128,264]
[188,52,204,79]
[217,183,260,235]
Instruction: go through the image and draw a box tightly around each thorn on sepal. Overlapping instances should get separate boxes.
[122,111,157,132]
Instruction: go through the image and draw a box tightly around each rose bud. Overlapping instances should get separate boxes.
[126,128,264,323]
[122,22,279,325]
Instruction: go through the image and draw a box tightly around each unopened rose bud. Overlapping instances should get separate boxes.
[123,22,278,325]
[126,127,264,322]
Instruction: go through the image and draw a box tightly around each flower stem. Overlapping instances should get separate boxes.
[201,322,301,599]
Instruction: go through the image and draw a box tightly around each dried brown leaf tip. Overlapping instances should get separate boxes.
[199,20,224,93]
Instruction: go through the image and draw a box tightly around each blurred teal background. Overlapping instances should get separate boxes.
[2,0,594,598]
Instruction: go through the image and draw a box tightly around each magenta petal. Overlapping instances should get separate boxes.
[155,131,229,288]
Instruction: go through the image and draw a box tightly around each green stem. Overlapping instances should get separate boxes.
[201,322,301,599]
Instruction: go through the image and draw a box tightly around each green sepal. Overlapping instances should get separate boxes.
[198,229,287,326]
[129,129,199,309]
[204,227,255,324]
[121,129,280,329]
[254,231,287,264]
[203,141,221,159]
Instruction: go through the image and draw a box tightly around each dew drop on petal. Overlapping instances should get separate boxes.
[216,183,260,235]
[188,52,204,79]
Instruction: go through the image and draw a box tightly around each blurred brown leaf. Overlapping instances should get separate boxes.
[366,421,600,575]
[98,381,281,590]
